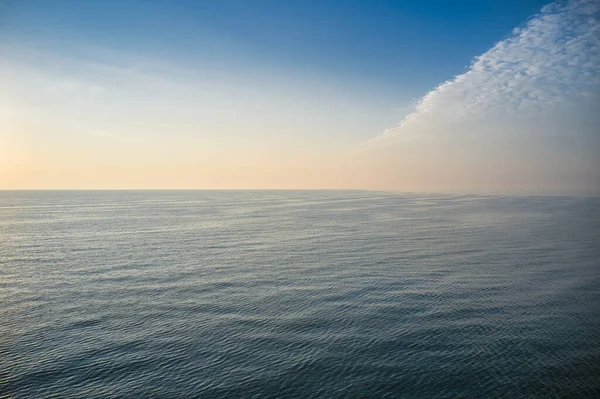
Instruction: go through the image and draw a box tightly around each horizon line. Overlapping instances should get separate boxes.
[1,188,598,199]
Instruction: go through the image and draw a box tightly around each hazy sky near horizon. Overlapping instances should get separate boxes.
[1,0,598,194]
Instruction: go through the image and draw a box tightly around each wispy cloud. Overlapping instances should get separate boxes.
[46,80,105,97]
[365,0,599,147]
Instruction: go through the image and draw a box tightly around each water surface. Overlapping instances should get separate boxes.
[1,191,599,398]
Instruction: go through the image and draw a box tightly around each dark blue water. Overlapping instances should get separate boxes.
[1,191,599,398]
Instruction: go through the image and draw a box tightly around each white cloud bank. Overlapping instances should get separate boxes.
[366,0,599,145]
[356,0,599,195]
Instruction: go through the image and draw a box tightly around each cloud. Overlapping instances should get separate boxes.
[347,0,600,195]
[365,0,600,147]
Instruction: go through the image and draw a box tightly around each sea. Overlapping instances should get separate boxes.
[1,190,599,398]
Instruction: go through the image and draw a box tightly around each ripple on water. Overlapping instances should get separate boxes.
[1,191,599,398]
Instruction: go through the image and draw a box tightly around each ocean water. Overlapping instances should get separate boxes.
[1,190,599,399]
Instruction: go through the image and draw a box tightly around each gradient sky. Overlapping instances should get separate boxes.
[1,0,598,194]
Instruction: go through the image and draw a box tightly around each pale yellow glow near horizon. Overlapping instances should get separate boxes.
[2,150,598,195]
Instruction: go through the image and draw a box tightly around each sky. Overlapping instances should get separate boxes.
[1,0,598,194]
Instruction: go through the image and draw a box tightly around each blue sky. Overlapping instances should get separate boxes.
[1,0,549,98]
[1,0,598,193]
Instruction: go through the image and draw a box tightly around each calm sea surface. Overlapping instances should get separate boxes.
[1,191,599,398]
